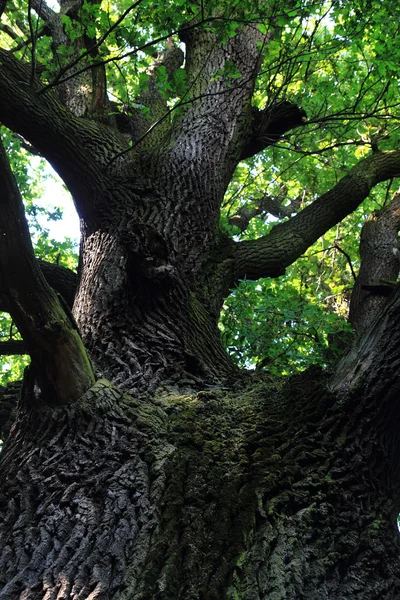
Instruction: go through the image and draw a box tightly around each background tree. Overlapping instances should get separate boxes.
[1,0,400,597]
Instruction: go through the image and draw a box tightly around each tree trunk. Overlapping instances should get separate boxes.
[71,154,239,394]
[1,311,400,599]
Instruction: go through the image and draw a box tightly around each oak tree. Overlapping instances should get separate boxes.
[1,0,400,598]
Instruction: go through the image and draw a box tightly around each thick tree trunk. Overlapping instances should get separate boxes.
[71,158,239,393]
[1,323,400,599]
[2,287,400,599]
[349,192,400,336]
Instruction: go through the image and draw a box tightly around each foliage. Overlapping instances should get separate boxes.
[217,0,400,372]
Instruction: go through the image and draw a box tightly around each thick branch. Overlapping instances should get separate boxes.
[122,42,185,147]
[239,102,306,161]
[30,0,57,26]
[0,140,94,405]
[37,259,78,308]
[231,150,400,283]
[172,24,267,171]
[0,340,26,355]
[0,49,126,214]
[0,260,78,313]
[349,192,400,336]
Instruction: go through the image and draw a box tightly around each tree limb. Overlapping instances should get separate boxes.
[228,189,303,232]
[239,102,306,161]
[0,260,78,312]
[0,23,19,40]
[0,340,26,355]
[30,0,57,26]
[0,49,126,216]
[0,138,94,405]
[230,150,400,283]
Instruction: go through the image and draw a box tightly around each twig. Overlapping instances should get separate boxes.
[333,243,357,281]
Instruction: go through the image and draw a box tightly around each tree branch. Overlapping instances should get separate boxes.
[0,49,126,216]
[0,260,78,312]
[37,259,78,308]
[0,23,19,40]
[228,189,303,232]
[349,191,400,336]
[0,138,94,405]
[30,0,57,26]
[239,101,306,161]
[0,340,26,355]
[230,150,400,283]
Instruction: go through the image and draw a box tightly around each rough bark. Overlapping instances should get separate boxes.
[349,191,400,336]
[1,6,400,598]
[1,294,400,598]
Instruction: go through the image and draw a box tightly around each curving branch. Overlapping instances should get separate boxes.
[0,49,127,216]
[239,101,306,161]
[229,150,400,283]
[0,138,94,405]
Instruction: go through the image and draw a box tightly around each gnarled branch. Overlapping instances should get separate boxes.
[240,101,306,161]
[0,138,94,405]
[229,150,400,284]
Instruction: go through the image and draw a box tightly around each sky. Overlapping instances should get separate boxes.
[38,166,80,243]
[27,155,80,244]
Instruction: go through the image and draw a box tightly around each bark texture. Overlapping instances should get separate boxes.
[1,6,400,598]
[1,311,400,599]
[349,191,400,335]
